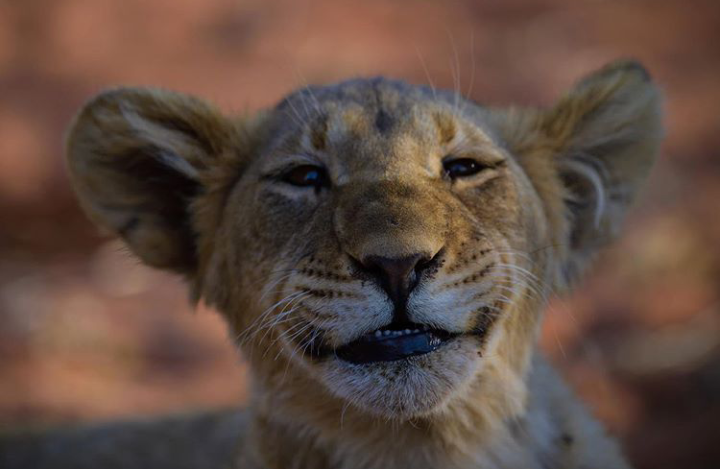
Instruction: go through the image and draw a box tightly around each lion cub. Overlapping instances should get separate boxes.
[2,60,661,469]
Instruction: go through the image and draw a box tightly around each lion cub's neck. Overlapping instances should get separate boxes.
[241,354,579,469]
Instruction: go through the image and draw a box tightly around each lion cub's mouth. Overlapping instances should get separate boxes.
[336,323,458,365]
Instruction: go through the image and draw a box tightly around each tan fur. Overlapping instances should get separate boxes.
[7,60,662,469]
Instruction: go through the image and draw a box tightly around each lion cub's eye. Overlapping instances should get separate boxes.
[443,158,485,179]
[282,165,330,190]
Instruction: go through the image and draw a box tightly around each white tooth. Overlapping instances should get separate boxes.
[383,330,392,336]
[412,329,419,333]
[374,330,382,338]
[404,329,411,334]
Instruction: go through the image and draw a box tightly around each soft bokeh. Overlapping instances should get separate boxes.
[1,1,718,468]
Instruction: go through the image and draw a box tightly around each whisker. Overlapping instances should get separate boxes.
[465,31,475,104]
[282,94,309,129]
[489,269,545,299]
[277,315,331,384]
[415,45,437,101]
[256,293,310,347]
[236,291,307,346]
[446,28,462,120]
[258,272,297,302]
[269,321,309,358]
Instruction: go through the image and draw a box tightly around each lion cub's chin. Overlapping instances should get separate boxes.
[316,335,482,419]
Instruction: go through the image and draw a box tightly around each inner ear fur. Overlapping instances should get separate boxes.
[493,60,663,285]
[66,88,238,274]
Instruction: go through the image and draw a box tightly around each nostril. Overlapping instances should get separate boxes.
[356,251,444,311]
[362,255,421,280]
[359,255,418,304]
[414,248,443,276]
[414,256,432,274]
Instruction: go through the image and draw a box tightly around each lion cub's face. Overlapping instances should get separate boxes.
[214,80,550,418]
[66,62,661,420]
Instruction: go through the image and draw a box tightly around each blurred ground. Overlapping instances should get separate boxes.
[0,1,719,468]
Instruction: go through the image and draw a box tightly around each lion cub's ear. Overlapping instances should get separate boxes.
[495,60,663,284]
[545,60,663,281]
[66,88,236,274]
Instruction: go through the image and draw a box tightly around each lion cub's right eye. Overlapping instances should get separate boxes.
[282,165,330,190]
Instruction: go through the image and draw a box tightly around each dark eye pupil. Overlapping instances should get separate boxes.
[284,165,329,189]
[302,169,319,183]
[443,158,482,178]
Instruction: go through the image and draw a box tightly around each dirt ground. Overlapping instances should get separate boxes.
[0,1,719,468]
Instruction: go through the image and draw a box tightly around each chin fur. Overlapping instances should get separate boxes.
[315,336,482,419]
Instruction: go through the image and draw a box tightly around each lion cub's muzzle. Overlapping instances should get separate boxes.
[321,249,458,364]
[311,181,462,364]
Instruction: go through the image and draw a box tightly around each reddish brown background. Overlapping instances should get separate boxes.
[1,1,719,468]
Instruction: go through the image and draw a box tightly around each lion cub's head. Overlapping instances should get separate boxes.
[66,61,661,421]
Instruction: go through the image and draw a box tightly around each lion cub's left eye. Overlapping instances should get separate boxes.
[443,158,485,179]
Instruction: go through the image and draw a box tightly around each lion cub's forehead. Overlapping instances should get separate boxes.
[272,77,498,175]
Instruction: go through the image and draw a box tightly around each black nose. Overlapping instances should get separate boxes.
[360,254,431,310]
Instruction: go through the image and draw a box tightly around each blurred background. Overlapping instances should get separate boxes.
[0,0,718,468]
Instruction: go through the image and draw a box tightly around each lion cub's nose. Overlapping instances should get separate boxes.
[360,254,430,309]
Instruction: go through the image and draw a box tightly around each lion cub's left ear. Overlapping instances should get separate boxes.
[66,88,238,275]
[547,61,663,281]
[495,60,663,284]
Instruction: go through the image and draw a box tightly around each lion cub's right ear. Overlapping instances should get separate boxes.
[66,88,238,275]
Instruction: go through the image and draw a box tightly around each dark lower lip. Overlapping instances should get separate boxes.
[335,326,458,365]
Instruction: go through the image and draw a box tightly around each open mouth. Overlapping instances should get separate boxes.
[335,323,458,365]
